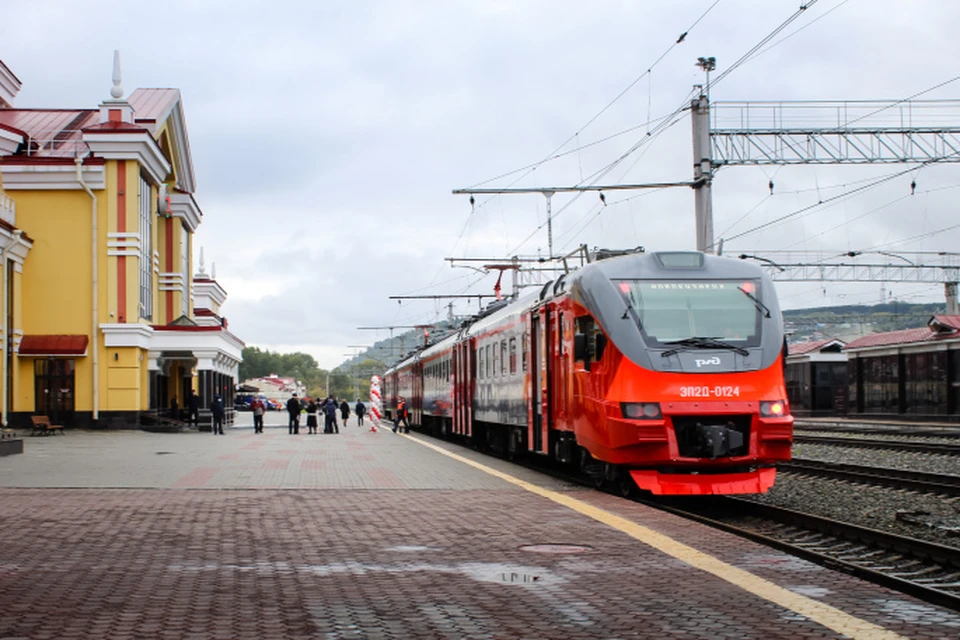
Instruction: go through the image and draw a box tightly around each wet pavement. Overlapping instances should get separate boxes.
[1,417,958,639]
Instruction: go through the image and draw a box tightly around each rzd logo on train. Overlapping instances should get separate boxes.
[694,356,721,368]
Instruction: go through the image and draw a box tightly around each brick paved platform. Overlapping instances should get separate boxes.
[0,423,958,638]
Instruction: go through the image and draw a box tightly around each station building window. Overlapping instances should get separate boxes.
[139,176,153,320]
[904,351,946,414]
[862,355,899,414]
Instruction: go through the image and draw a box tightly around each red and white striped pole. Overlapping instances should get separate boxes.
[369,375,382,432]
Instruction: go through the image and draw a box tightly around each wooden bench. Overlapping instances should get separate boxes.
[30,415,64,436]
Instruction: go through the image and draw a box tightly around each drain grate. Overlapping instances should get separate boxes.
[519,544,592,554]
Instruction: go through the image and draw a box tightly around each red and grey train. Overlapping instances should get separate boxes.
[383,250,793,495]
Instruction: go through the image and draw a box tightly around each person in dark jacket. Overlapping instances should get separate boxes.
[187,389,200,428]
[355,399,366,427]
[324,397,338,434]
[306,399,319,434]
[210,394,225,435]
[339,399,350,427]
[286,394,301,434]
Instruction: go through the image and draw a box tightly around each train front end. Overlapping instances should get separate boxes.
[569,251,793,495]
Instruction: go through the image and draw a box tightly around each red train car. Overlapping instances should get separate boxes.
[385,251,793,495]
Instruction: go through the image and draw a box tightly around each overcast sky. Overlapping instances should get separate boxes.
[4,1,960,368]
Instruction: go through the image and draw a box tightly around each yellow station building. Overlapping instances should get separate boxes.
[0,54,242,429]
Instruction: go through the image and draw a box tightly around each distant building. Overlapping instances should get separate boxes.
[786,339,847,416]
[239,374,306,402]
[845,315,960,417]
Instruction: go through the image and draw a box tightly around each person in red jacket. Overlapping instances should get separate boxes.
[394,397,409,434]
[250,397,265,433]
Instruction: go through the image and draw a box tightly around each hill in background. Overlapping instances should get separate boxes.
[784,302,945,344]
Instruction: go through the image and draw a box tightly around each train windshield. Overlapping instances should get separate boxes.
[615,279,762,347]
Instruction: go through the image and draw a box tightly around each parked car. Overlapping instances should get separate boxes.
[234,395,254,411]
[266,398,283,411]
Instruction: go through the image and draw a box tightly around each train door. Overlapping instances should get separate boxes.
[453,341,474,437]
[465,340,474,437]
[452,346,461,435]
[412,361,423,426]
[530,307,550,454]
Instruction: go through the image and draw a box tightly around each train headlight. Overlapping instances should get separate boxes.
[621,402,662,420]
[760,400,787,417]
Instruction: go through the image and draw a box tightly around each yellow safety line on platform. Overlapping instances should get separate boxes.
[410,436,908,640]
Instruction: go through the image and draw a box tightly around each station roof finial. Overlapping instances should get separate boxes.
[110,50,123,99]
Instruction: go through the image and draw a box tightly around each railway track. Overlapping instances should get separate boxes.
[793,434,960,455]
[427,430,960,611]
[794,423,960,439]
[650,497,960,612]
[781,458,960,497]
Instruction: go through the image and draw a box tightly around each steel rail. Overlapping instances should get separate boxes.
[793,434,960,455]
[648,497,960,612]
[781,458,960,496]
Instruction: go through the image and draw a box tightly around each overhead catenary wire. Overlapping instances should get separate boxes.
[513,1,841,258]
[724,152,960,243]
[444,1,725,264]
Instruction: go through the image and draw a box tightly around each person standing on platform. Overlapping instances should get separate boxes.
[339,398,350,427]
[355,399,366,427]
[210,394,225,435]
[187,389,200,428]
[324,397,339,434]
[286,394,301,434]
[306,398,319,434]
[251,397,265,433]
[394,397,409,433]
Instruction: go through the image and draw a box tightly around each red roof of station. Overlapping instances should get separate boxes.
[0,109,97,158]
[788,339,845,356]
[18,334,89,356]
[129,89,180,125]
[845,315,960,350]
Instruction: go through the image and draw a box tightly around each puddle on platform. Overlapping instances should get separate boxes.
[499,572,540,583]
[168,559,564,586]
[385,545,440,553]
[520,544,591,555]
[876,599,960,627]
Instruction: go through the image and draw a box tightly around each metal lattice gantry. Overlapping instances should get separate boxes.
[736,251,960,312]
[709,100,960,166]
[739,250,960,282]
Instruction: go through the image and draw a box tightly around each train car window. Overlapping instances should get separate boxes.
[509,337,517,374]
[575,316,594,358]
[594,327,607,362]
[493,344,499,377]
[486,345,491,378]
[615,279,762,347]
[478,350,484,379]
[521,333,528,372]
[501,340,508,376]
[558,313,564,357]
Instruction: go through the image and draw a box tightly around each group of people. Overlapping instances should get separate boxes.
[284,395,368,435]
[171,390,226,435]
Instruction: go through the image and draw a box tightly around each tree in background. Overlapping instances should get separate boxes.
[238,348,385,401]
[239,347,325,395]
